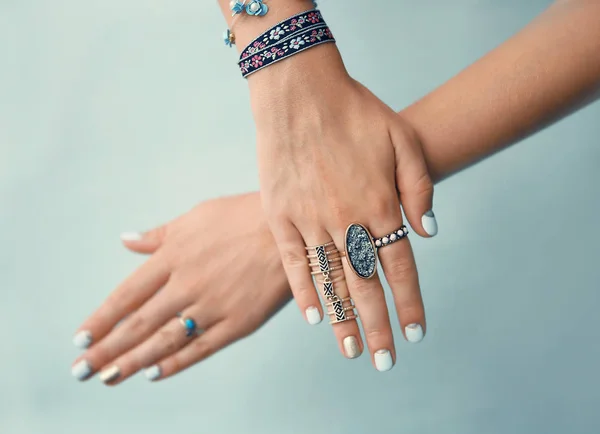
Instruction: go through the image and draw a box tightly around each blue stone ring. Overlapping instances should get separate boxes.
[345,223,409,279]
[177,313,199,337]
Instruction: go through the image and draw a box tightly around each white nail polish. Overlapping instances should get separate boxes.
[374,349,393,372]
[405,323,424,343]
[144,365,161,381]
[343,336,361,359]
[120,232,143,241]
[421,210,438,237]
[71,360,92,380]
[99,365,121,383]
[72,330,92,349]
[305,306,322,325]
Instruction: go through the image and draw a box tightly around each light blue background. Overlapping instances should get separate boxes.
[2,1,599,433]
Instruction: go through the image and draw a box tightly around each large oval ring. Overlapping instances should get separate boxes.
[344,223,409,279]
[344,223,378,279]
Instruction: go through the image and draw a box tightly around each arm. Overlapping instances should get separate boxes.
[71,1,600,383]
[401,0,600,183]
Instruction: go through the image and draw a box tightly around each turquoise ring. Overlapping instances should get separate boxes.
[177,313,198,337]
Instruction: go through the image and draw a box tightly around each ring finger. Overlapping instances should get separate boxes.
[331,221,397,372]
[71,281,188,381]
[97,307,213,385]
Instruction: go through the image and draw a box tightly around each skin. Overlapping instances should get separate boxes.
[231,0,435,367]
[72,0,600,383]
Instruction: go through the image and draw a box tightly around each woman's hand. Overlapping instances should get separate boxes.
[248,44,436,370]
[71,194,290,383]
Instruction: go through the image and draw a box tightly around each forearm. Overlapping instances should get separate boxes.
[400,0,600,182]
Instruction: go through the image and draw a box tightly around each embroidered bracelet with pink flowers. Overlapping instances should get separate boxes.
[238,9,335,78]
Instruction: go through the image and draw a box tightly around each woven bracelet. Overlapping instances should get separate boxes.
[238,9,335,78]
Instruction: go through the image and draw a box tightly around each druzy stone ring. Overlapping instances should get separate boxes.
[345,223,409,279]
[176,313,199,337]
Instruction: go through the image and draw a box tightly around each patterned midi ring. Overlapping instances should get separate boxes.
[344,223,409,279]
[176,313,200,337]
[306,241,358,325]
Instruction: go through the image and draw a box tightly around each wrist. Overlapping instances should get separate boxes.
[248,43,352,122]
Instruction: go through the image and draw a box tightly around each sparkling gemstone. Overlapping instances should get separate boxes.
[382,237,389,244]
[397,229,403,236]
[184,318,196,330]
[345,224,377,279]
[402,226,408,234]
[375,239,382,247]
[390,233,397,241]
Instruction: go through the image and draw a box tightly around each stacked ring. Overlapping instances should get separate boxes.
[306,242,357,325]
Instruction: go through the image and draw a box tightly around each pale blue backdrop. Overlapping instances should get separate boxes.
[1,1,599,433]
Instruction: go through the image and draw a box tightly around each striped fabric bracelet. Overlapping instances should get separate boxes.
[238,9,335,78]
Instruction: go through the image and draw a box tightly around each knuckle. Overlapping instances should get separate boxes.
[329,202,350,226]
[168,355,182,375]
[350,279,377,298]
[279,247,308,269]
[126,314,148,334]
[371,197,395,220]
[364,326,390,342]
[158,329,181,354]
[385,257,414,284]
[293,282,317,298]
[413,172,434,197]
[191,337,214,359]
[88,344,111,366]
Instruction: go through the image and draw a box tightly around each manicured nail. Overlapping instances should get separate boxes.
[421,210,438,237]
[405,323,424,343]
[120,232,143,241]
[99,365,121,383]
[72,330,92,349]
[343,336,361,359]
[144,365,161,381]
[374,349,393,372]
[305,306,322,325]
[71,360,92,380]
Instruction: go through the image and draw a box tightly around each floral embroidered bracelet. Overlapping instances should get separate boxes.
[238,9,335,78]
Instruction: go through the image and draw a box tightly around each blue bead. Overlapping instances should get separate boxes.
[223,29,233,47]
[231,1,244,15]
[184,318,196,330]
[258,4,268,16]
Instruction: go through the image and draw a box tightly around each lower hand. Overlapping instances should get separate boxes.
[71,193,289,383]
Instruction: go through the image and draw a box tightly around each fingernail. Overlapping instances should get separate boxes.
[144,365,161,381]
[71,360,92,380]
[343,336,361,359]
[72,330,92,349]
[405,323,424,343]
[305,306,322,325]
[99,365,121,383]
[421,210,438,237]
[120,232,143,241]
[374,349,393,372]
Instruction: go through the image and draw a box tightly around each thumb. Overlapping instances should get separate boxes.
[390,117,438,238]
[120,225,167,254]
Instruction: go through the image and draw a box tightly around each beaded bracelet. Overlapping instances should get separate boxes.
[223,0,318,47]
[238,9,334,78]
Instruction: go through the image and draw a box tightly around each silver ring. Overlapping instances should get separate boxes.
[373,225,409,248]
[176,313,200,337]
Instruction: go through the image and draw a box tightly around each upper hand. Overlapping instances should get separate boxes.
[249,44,437,370]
